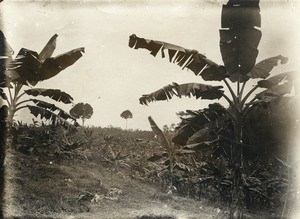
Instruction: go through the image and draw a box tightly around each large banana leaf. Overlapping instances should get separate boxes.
[129,34,226,81]
[30,98,63,112]
[38,47,84,81]
[0,30,14,58]
[1,31,14,89]
[7,48,40,85]
[250,82,294,106]
[24,88,73,104]
[6,34,84,86]
[0,88,7,100]
[148,116,171,151]
[220,0,261,78]
[248,55,288,80]
[39,34,58,62]
[28,99,77,123]
[173,103,227,145]
[27,105,77,126]
[139,82,224,105]
[257,71,294,88]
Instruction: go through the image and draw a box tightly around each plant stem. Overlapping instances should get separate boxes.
[222,93,235,111]
[15,99,32,109]
[239,82,247,102]
[223,78,238,105]
[237,74,240,97]
[15,92,26,103]
[8,87,13,106]
[241,85,259,106]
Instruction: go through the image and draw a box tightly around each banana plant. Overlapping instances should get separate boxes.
[148,116,195,179]
[0,33,84,126]
[129,1,296,218]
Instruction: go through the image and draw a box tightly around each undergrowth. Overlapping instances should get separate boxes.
[6,123,297,217]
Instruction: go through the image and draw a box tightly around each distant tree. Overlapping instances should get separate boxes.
[69,103,93,126]
[120,110,132,129]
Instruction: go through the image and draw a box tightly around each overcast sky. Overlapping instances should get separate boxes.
[1,0,300,130]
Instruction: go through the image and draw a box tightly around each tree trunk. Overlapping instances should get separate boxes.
[230,115,244,219]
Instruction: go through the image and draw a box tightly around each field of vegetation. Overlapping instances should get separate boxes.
[2,111,299,218]
[4,124,226,218]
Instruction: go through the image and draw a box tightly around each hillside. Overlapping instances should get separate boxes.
[2,125,296,218]
[3,125,224,219]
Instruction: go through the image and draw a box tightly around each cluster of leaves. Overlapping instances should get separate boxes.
[8,122,82,158]
[0,32,84,127]
[144,96,298,215]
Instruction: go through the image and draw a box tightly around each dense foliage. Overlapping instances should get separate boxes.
[7,108,298,217]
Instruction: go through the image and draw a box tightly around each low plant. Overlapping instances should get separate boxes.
[147,116,196,190]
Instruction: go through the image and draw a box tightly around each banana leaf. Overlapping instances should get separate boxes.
[38,47,85,81]
[257,71,294,88]
[148,116,171,151]
[173,103,227,145]
[220,0,261,79]
[39,34,58,62]
[27,105,77,126]
[248,55,288,79]
[129,34,226,81]
[25,88,73,104]
[139,82,224,105]
[6,35,84,86]
[0,88,7,100]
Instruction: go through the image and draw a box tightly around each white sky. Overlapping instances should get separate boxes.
[1,0,300,130]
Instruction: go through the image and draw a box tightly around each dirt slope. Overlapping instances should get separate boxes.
[3,148,223,219]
